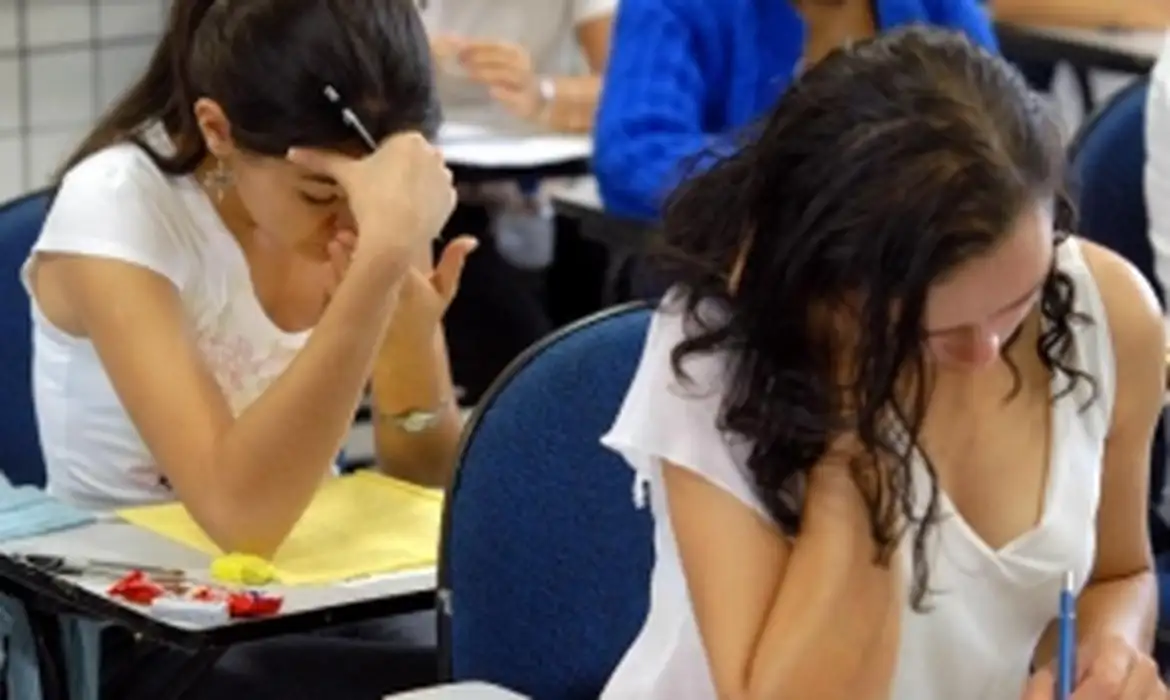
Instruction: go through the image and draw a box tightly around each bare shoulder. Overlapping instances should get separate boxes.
[1075,238,1165,416]
[1076,238,1163,351]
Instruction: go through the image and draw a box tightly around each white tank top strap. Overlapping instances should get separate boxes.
[1055,237,1116,439]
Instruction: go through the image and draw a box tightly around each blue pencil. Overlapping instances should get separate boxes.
[1056,570,1077,700]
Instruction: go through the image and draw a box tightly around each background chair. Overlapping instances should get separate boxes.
[1068,77,1160,301]
[1065,75,1170,661]
[0,188,105,699]
[1066,76,1166,540]
[0,189,51,486]
[438,302,655,699]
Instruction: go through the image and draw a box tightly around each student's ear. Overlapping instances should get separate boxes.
[193,97,237,159]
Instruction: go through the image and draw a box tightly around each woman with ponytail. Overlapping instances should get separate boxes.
[28,0,464,695]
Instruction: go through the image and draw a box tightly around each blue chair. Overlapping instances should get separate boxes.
[438,302,655,699]
[1066,77,1167,544]
[1068,78,1160,303]
[0,189,51,486]
[0,188,105,699]
[1066,76,1170,660]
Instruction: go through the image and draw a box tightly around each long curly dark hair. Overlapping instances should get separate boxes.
[656,28,1095,608]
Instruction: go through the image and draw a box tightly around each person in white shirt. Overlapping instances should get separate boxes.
[424,0,615,133]
[26,0,465,696]
[1142,36,1170,557]
[422,0,618,403]
[602,29,1166,700]
[1146,42,1170,315]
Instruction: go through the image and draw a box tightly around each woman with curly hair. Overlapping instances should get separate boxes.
[602,28,1167,700]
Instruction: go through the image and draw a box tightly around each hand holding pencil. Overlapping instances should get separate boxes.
[1023,645,1167,699]
[1021,573,1166,700]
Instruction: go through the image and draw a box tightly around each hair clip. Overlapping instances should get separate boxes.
[323,85,378,152]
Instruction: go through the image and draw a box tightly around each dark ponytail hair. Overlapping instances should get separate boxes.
[57,0,436,180]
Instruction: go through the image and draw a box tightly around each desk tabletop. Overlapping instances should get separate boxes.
[0,519,436,645]
[548,176,654,248]
[436,107,591,171]
[997,23,1165,72]
[548,176,603,215]
[1014,25,1164,59]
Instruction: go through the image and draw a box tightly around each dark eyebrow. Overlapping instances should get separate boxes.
[926,275,1047,335]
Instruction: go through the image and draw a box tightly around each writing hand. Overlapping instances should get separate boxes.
[1021,635,1167,700]
[457,40,542,120]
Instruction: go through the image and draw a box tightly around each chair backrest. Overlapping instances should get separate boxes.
[0,190,50,486]
[1066,77,1170,550]
[1068,77,1159,301]
[439,302,655,699]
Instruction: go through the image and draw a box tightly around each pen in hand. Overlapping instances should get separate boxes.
[323,85,378,152]
[1056,570,1077,700]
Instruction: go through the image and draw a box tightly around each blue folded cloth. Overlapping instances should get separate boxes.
[0,485,94,543]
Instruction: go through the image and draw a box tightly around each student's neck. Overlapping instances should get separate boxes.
[210,190,267,255]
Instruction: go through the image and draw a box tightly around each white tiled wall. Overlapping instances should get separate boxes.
[0,0,169,201]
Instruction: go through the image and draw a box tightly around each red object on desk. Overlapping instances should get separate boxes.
[107,571,165,605]
[226,590,283,618]
[110,574,282,618]
[190,586,282,618]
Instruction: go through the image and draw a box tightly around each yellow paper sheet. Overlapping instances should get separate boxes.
[117,472,443,585]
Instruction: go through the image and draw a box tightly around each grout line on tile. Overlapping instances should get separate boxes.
[0,33,156,61]
[15,0,29,192]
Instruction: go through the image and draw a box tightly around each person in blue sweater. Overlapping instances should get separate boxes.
[593,0,999,221]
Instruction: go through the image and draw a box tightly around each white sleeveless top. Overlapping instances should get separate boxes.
[600,239,1115,700]
[1145,34,1170,324]
[25,127,310,510]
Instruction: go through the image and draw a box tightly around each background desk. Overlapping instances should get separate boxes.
[548,178,654,304]
[548,178,650,246]
[437,120,591,183]
[997,23,1164,75]
[0,520,436,700]
[548,177,604,222]
[0,520,436,646]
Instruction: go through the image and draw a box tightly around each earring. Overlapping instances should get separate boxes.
[201,159,234,202]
